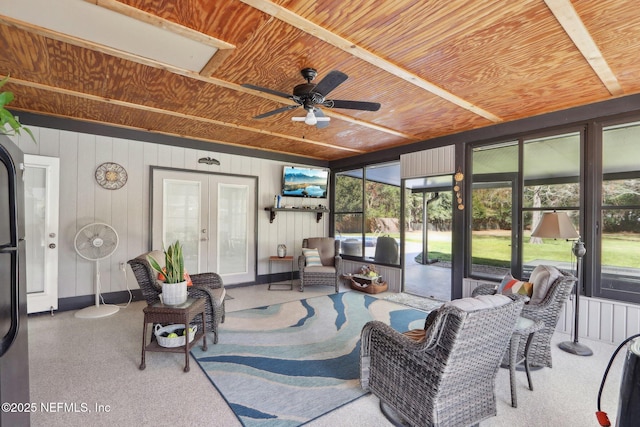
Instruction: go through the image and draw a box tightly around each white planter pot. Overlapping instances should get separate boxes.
[161,281,188,305]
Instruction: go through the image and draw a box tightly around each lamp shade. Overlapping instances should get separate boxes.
[531,211,579,239]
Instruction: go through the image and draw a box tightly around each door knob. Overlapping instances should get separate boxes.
[49,243,56,249]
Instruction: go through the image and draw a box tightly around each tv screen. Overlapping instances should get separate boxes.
[282,166,328,198]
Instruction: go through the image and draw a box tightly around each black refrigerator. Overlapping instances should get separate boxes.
[0,136,30,426]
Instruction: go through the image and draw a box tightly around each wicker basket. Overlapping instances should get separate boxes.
[350,278,388,294]
[154,323,197,348]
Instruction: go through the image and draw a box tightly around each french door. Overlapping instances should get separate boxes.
[151,168,256,284]
[24,155,60,314]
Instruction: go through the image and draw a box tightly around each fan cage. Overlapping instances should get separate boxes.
[74,223,119,261]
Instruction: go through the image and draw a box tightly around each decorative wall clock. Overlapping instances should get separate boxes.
[95,162,128,190]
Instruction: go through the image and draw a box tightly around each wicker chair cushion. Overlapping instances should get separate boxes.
[305,237,336,265]
[403,329,426,342]
[145,250,165,267]
[403,309,440,342]
[499,273,533,297]
[303,265,336,273]
[302,248,323,266]
[529,265,562,304]
[408,295,511,340]
[445,294,512,311]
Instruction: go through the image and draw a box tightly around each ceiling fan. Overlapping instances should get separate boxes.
[242,68,381,128]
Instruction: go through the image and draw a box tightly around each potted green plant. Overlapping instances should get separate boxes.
[148,240,187,305]
[0,75,35,141]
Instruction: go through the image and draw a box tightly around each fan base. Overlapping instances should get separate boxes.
[300,67,317,82]
[75,304,119,319]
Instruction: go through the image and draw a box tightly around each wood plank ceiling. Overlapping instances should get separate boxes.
[1,0,639,161]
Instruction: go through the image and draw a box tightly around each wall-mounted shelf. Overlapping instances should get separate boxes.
[264,207,329,223]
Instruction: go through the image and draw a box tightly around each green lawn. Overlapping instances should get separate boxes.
[404,231,640,268]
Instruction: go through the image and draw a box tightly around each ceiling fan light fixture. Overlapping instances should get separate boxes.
[246,69,380,127]
[305,110,317,125]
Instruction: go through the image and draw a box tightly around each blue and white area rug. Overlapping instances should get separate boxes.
[191,292,427,427]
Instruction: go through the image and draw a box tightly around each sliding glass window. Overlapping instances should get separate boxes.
[334,162,401,265]
[335,169,364,257]
[523,132,581,277]
[470,142,518,279]
[599,122,640,302]
[470,131,582,280]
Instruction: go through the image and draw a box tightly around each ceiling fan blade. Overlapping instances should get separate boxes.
[313,108,330,120]
[325,99,381,111]
[316,119,330,129]
[253,104,300,119]
[314,70,348,96]
[242,83,293,100]
[313,108,330,128]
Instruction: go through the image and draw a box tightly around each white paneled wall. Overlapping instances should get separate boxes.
[10,126,328,300]
[464,278,640,344]
[400,145,455,179]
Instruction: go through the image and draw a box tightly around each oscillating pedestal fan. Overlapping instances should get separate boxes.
[74,223,120,319]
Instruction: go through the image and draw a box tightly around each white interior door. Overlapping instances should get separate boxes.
[152,169,256,284]
[212,177,255,283]
[24,155,59,314]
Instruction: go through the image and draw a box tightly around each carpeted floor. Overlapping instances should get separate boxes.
[191,292,427,427]
[26,283,626,427]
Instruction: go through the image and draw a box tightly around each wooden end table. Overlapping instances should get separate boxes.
[140,297,207,373]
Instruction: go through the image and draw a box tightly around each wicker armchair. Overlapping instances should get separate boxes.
[128,251,226,344]
[471,265,576,368]
[298,237,341,293]
[360,294,524,427]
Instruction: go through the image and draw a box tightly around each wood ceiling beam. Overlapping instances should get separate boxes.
[4,75,366,154]
[544,0,623,96]
[240,0,502,123]
[0,4,409,140]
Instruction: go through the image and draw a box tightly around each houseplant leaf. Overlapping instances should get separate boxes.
[0,75,36,142]
[148,240,185,284]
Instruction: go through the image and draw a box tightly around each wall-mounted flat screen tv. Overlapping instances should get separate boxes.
[282,166,329,198]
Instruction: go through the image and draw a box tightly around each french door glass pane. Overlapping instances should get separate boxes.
[162,179,200,274]
[24,166,46,294]
[218,184,248,275]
